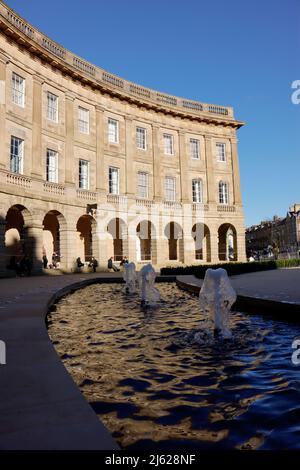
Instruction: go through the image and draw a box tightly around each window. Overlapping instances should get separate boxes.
[79,159,89,190]
[109,166,119,194]
[46,149,58,183]
[108,118,119,143]
[216,142,226,162]
[165,176,176,201]
[47,92,58,122]
[219,181,229,204]
[10,136,24,174]
[78,107,90,134]
[190,138,200,160]
[137,171,149,198]
[11,72,25,107]
[163,133,174,155]
[192,179,203,203]
[136,127,147,150]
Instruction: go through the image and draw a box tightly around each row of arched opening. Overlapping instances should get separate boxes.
[4,205,238,267]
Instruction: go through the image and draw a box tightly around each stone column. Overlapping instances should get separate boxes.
[59,228,78,272]
[230,137,242,205]
[95,105,106,195]
[210,228,219,264]
[204,136,216,204]
[125,116,135,197]
[31,75,44,179]
[0,54,8,170]
[178,131,189,203]
[237,233,247,262]
[0,219,7,277]
[24,223,44,274]
[65,94,75,185]
[152,124,162,201]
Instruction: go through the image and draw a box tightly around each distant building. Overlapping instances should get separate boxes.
[246,204,300,258]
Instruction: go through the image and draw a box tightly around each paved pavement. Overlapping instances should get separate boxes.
[0,267,299,449]
[177,268,300,305]
[0,272,122,450]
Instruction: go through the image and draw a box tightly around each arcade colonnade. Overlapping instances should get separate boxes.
[0,199,245,275]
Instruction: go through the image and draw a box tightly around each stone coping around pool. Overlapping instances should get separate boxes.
[176,275,300,323]
[0,272,176,450]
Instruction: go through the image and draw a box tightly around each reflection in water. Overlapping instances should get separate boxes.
[48,283,300,450]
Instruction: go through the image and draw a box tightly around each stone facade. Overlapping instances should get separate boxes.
[0,1,246,275]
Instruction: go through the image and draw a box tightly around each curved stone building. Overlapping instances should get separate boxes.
[0,1,246,275]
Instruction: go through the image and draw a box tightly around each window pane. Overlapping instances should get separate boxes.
[79,159,89,189]
[136,127,146,150]
[47,92,58,122]
[216,142,226,162]
[108,118,119,143]
[46,149,58,183]
[219,181,229,204]
[190,139,200,159]
[78,107,89,134]
[10,136,24,174]
[163,134,174,155]
[109,167,119,194]
[192,179,202,203]
[165,176,176,201]
[137,171,148,198]
[12,73,25,107]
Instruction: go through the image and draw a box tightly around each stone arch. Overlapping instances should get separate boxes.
[164,221,183,262]
[218,223,237,261]
[5,204,33,260]
[136,220,157,263]
[107,217,127,261]
[191,223,211,262]
[42,210,67,265]
[76,214,97,263]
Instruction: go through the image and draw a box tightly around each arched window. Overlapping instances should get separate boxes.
[219,181,229,204]
[192,178,203,203]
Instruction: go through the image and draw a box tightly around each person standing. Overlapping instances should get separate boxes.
[42,254,48,269]
[108,256,120,272]
[89,257,98,273]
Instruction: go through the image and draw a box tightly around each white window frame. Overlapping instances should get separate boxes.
[79,159,90,190]
[78,106,90,135]
[136,127,147,150]
[11,72,25,107]
[137,171,149,198]
[47,91,59,122]
[108,118,119,144]
[163,133,174,155]
[10,136,24,174]
[190,138,200,160]
[165,176,176,201]
[219,181,229,204]
[192,178,203,203]
[216,142,226,162]
[46,149,58,183]
[109,166,120,195]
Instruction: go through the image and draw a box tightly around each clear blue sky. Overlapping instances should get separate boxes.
[5,0,300,226]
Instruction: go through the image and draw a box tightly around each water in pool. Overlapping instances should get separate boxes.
[47,283,300,450]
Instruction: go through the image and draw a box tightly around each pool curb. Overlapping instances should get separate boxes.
[176,278,300,322]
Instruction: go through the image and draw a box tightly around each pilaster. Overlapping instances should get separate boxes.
[65,94,75,185]
[31,75,44,178]
[204,136,216,204]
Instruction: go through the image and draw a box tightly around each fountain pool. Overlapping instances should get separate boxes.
[48,283,300,450]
